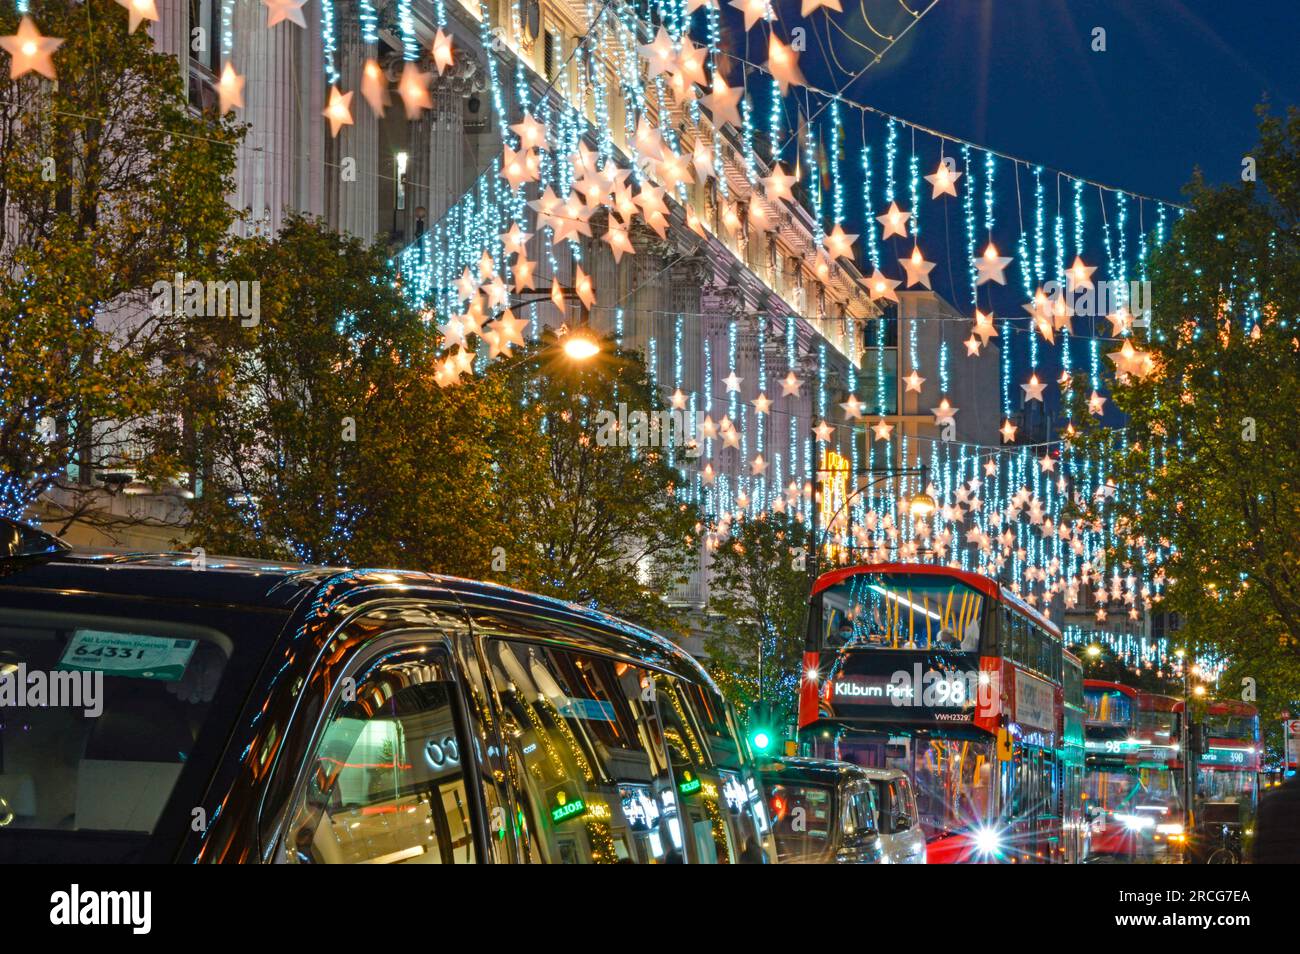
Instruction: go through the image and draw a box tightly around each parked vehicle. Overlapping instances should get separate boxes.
[858,767,927,863]
[0,519,774,864]
[757,756,885,863]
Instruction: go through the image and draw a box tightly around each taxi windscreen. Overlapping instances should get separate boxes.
[819,572,986,652]
[0,611,231,846]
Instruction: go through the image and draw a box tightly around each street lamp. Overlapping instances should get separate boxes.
[562,333,600,361]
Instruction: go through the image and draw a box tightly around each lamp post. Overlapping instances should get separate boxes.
[803,422,933,649]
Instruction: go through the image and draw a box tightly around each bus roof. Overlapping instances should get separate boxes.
[813,562,1062,639]
[1083,679,1140,699]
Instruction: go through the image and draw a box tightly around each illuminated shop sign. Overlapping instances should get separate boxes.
[550,791,587,824]
[678,771,702,796]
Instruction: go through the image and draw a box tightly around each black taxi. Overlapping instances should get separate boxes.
[757,756,885,863]
[0,519,774,864]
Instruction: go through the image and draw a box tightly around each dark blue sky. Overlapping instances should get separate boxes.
[782,0,1300,203]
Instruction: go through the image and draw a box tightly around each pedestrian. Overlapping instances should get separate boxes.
[1251,774,1300,863]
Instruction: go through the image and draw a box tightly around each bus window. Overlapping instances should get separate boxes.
[819,573,984,651]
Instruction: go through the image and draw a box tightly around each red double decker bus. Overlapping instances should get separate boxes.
[798,563,1071,863]
[1082,681,1185,859]
[1177,698,1261,823]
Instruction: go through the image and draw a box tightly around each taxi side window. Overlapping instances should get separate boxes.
[483,639,680,863]
[283,647,478,864]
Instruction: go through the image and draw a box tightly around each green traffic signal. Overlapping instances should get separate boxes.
[751,729,772,753]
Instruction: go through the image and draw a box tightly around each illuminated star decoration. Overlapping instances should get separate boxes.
[904,371,925,393]
[263,0,308,28]
[930,399,958,425]
[398,62,432,118]
[999,419,1018,443]
[865,268,900,302]
[116,0,159,33]
[876,201,911,240]
[872,418,894,441]
[767,34,805,94]
[703,74,743,129]
[511,114,549,151]
[839,394,865,419]
[780,371,801,396]
[823,224,857,260]
[322,86,354,137]
[923,159,962,198]
[639,26,677,78]
[217,61,245,113]
[361,58,389,117]
[801,0,843,13]
[1021,373,1046,403]
[432,28,454,74]
[975,242,1013,285]
[1,17,63,80]
[900,246,935,288]
[723,372,743,392]
[1067,255,1097,290]
[730,0,769,31]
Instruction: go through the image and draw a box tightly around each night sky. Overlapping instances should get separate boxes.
[774,0,1300,204]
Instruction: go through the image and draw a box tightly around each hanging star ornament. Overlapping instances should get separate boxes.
[1021,373,1046,402]
[730,0,769,31]
[1,17,63,80]
[999,419,1018,443]
[813,421,834,442]
[780,371,801,396]
[801,0,843,13]
[764,164,797,203]
[824,224,857,260]
[432,28,455,74]
[872,418,894,441]
[900,246,935,288]
[924,158,962,198]
[263,0,308,28]
[398,62,432,118]
[322,86,354,137]
[216,61,245,113]
[639,26,678,78]
[767,34,806,93]
[876,201,911,240]
[975,241,1013,285]
[361,58,389,116]
[511,114,549,151]
[703,73,743,128]
[116,0,160,33]
[904,371,926,393]
[931,399,958,425]
[865,268,900,302]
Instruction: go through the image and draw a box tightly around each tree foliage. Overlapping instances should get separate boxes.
[484,331,701,633]
[188,229,700,630]
[704,512,810,726]
[1075,106,1300,726]
[0,0,242,519]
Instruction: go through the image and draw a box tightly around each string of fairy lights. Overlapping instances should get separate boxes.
[1,0,1204,671]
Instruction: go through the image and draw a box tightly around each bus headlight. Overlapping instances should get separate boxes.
[973,826,1002,857]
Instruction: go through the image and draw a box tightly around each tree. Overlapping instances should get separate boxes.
[703,511,810,727]
[0,0,243,522]
[186,216,524,574]
[484,331,702,633]
[1074,106,1300,725]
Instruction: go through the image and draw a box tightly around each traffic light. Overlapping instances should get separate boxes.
[1188,722,1205,761]
[747,701,776,755]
